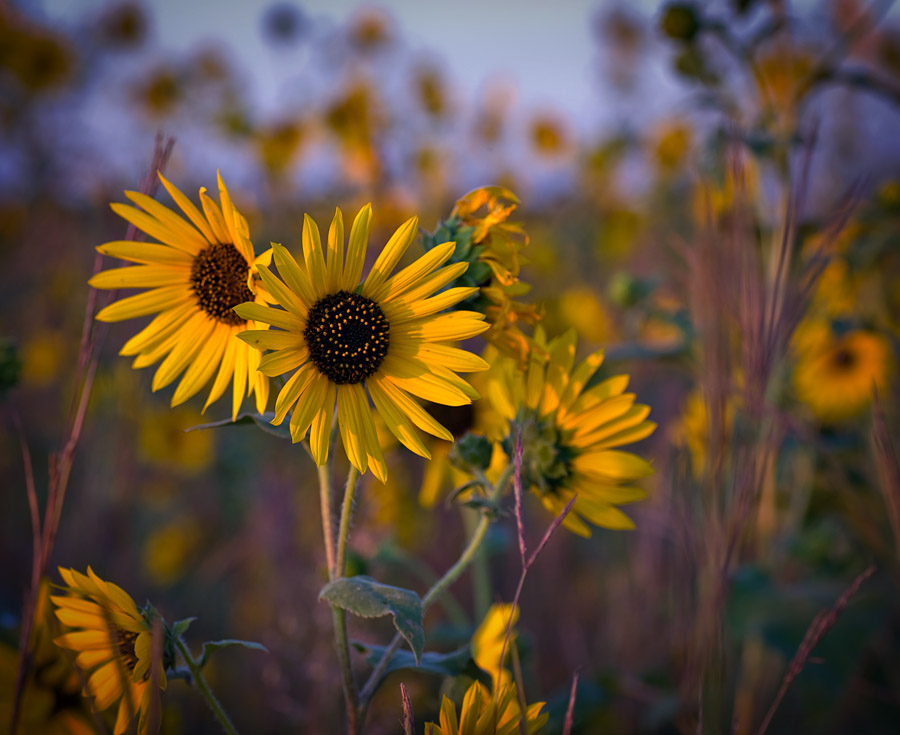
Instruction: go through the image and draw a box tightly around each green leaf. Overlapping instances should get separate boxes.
[352,642,476,679]
[320,576,424,664]
[171,617,196,637]
[199,639,269,668]
[185,411,291,440]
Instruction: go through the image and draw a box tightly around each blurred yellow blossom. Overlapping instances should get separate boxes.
[793,321,893,423]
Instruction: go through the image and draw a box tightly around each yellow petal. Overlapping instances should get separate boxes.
[96,240,194,266]
[125,190,208,252]
[95,286,191,322]
[325,207,345,293]
[258,347,309,377]
[90,264,187,289]
[158,172,217,244]
[302,214,327,299]
[382,240,457,301]
[361,215,419,297]
[234,302,304,332]
[272,242,316,308]
[273,362,317,424]
[343,204,372,291]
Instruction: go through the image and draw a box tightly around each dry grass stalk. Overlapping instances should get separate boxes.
[871,389,900,562]
[562,672,579,735]
[756,564,876,735]
[400,682,414,735]
[11,136,175,734]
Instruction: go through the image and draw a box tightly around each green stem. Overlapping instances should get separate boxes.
[176,636,239,735]
[359,462,516,705]
[462,507,491,620]
[335,466,360,577]
[333,464,361,734]
[318,462,336,580]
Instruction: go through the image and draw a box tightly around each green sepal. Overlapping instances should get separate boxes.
[449,432,493,472]
[170,617,196,638]
[320,576,424,664]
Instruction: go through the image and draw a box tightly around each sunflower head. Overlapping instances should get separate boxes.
[424,680,548,735]
[90,173,272,420]
[487,328,656,536]
[424,186,541,365]
[51,567,166,735]
[235,205,489,482]
[793,321,893,423]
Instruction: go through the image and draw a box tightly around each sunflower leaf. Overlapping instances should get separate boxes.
[198,639,269,669]
[185,411,291,440]
[352,642,478,681]
[320,576,424,664]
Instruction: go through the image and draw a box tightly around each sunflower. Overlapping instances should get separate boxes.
[51,567,165,735]
[90,173,272,419]
[235,206,489,481]
[425,680,548,735]
[793,321,893,422]
[471,603,519,691]
[424,186,541,365]
[487,328,656,536]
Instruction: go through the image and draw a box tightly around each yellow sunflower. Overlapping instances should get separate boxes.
[90,173,272,419]
[235,206,489,481]
[793,321,893,422]
[471,603,519,691]
[51,567,165,735]
[487,328,656,536]
[425,680,548,735]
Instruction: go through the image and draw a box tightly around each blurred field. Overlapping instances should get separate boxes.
[3,1,900,733]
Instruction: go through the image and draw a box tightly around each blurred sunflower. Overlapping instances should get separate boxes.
[0,581,93,734]
[471,603,519,691]
[51,567,165,735]
[235,206,489,481]
[793,321,893,422]
[90,173,272,419]
[487,329,656,536]
[424,680,548,735]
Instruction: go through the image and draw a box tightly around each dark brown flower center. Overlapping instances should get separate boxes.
[113,627,140,674]
[832,347,857,370]
[304,290,389,384]
[190,242,253,325]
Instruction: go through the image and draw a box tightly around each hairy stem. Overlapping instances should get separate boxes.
[176,636,240,735]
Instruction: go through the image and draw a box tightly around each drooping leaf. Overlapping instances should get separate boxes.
[186,411,291,440]
[352,642,477,680]
[199,638,269,669]
[320,576,424,663]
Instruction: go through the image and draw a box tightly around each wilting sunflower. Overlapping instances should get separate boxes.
[235,206,489,481]
[51,567,165,735]
[90,173,272,419]
[425,680,548,735]
[793,321,893,422]
[487,328,656,536]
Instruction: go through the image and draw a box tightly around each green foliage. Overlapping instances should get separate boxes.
[185,411,291,440]
[198,638,269,669]
[319,576,425,663]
